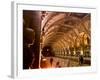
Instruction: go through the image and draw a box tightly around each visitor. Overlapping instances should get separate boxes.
[79,54,84,65]
[50,58,53,67]
[56,61,61,68]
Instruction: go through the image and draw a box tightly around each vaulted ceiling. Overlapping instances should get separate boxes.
[41,11,91,51]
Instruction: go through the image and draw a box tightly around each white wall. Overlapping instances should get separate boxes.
[0,0,100,80]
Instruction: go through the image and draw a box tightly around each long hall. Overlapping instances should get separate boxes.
[40,11,91,68]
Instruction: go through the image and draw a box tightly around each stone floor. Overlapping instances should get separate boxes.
[42,57,90,68]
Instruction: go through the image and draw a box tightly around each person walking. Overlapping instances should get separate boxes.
[50,58,53,67]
